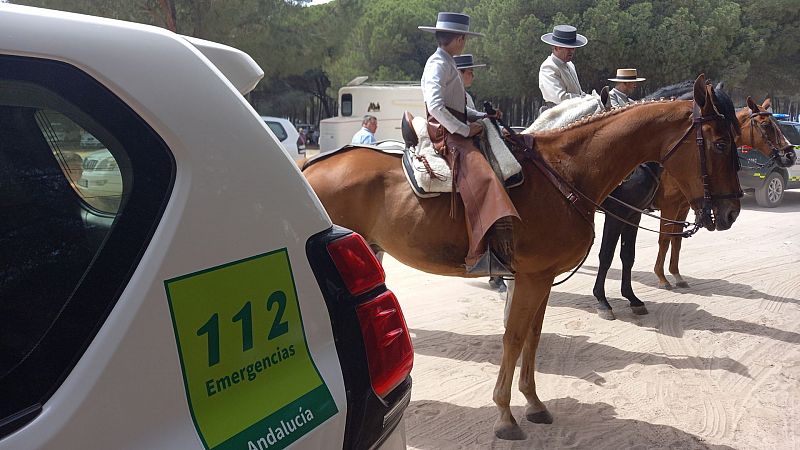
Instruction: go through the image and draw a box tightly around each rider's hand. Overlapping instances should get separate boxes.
[468,122,483,137]
[487,108,503,120]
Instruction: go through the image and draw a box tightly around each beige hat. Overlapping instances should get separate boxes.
[608,68,646,82]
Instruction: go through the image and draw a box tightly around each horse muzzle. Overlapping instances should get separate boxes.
[711,199,740,231]
[775,146,797,168]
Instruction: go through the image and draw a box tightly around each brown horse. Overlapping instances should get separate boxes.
[653,97,796,289]
[302,76,741,440]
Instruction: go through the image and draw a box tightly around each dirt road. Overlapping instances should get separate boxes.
[386,192,800,449]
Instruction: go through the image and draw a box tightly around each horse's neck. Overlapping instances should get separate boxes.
[533,101,691,204]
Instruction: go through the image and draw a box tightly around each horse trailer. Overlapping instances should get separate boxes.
[318,77,425,152]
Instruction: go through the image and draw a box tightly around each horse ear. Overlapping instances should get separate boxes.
[715,81,725,91]
[762,98,772,110]
[693,74,707,109]
[747,96,759,113]
[600,86,610,108]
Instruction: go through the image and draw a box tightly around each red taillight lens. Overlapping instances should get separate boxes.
[356,290,414,397]
[327,233,385,295]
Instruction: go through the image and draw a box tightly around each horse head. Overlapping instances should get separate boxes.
[660,74,742,232]
[744,97,796,168]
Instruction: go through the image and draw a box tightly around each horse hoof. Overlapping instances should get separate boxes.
[526,409,554,424]
[630,305,649,315]
[676,281,690,288]
[596,308,616,320]
[493,422,527,440]
[658,282,672,290]
[488,277,507,293]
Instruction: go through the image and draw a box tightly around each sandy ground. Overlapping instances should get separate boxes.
[384,191,800,450]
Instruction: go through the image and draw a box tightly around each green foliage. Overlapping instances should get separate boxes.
[11,0,800,123]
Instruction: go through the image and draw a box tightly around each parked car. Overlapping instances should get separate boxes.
[261,116,306,159]
[0,5,412,450]
[737,114,800,207]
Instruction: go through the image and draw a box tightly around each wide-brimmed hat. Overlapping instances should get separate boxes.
[419,12,484,37]
[608,68,646,82]
[540,24,587,48]
[454,54,486,70]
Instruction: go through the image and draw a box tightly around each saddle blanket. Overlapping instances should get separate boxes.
[402,117,523,198]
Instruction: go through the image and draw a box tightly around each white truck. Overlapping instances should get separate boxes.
[318,77,425,152]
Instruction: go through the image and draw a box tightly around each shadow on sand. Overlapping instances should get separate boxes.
[405,397,735,449]
[409,328,750,381]
[549,290,800,345]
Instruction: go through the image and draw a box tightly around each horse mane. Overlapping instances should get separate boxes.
[711,86,741,135]
[534,98,681,135]
[644,80,693,101]
[523,94,605,133]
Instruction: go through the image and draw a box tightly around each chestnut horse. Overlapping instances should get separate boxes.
[301,76,741,440]
[593,96,796,318]
[653,97,796,288]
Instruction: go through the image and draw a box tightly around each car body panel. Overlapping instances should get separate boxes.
[0,5,361,450]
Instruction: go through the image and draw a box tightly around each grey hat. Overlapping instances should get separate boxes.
[454,54,486,70]
[540,24,587,48]
[419,12,484,37]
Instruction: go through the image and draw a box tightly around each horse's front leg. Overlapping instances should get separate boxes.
[593,217,622,320]
[654,221,673,289]
[519,287,553,424]
[619,216,648,314]
[493,273,551,440]
[668,235,689,288]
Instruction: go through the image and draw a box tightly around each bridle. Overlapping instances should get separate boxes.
[659,102,743,233]
[508,100,741,239]
[745,110,796,167]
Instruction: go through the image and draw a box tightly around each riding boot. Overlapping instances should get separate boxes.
[466,217,514,276]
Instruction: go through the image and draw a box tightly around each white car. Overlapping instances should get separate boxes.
[261,116,305,159]
[0,5,412,450]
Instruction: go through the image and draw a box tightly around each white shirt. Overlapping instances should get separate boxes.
[538,54,584,105]
[421,47,482,137]
[465,92,487,122]
[609,87,631,107]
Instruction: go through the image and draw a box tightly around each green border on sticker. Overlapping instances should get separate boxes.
[164,248,337,450]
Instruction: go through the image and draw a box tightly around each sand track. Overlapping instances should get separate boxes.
[388,192,800,449]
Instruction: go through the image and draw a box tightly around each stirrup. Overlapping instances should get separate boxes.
[465,250,514,277]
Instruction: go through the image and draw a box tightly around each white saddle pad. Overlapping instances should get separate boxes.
[405,117,522,196]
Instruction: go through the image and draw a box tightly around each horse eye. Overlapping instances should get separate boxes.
[714,142,727,153]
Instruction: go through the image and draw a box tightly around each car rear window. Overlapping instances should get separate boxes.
[264,120,288,141]
[0,55,174,435]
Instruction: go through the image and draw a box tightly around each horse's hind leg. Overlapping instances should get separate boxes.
[493,274,550,440]
[593,217,622,320]
[619,217,647,314]
[519,290,553,424]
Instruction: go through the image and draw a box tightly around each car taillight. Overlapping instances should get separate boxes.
[327,233,385,295]
[356,290,414,397]
[325,231,413,398]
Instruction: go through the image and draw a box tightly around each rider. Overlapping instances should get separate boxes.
[608,68,646,107]
[420,12,519,276]
[454,54,487,115]
[538,24,588,110]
